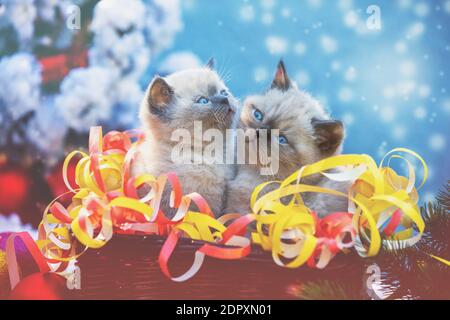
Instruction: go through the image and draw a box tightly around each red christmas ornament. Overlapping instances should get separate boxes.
[9,272,67,300]
[39,50,88,84]
[46,160,77,204]
[5,233,71,300]
[0,166,30,213]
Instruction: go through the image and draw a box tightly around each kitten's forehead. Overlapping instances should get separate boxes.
[246,88,329,129]
[166,68,226,95]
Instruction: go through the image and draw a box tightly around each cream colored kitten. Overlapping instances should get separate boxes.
[133,60,238,217]
[225,60,349,217]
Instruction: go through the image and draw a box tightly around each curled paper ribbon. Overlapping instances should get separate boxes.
[250,150,430,269]
[159,214,254,282]
[38,127,252,280]
[6,232,50,289]
[35,126,447,282]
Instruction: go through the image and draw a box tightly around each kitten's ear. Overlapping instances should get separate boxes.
[271,59,291,91]
[205,57,215,70]
[312,119,344,155]
[148,76,173,109]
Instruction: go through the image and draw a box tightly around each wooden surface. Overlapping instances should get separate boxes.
[72,234,450,300]
[74,235,374,300]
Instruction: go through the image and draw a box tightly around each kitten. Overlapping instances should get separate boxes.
[133,59,238,217]
[225,60,349,217]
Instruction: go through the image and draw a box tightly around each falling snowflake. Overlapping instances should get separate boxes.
[344,66,357,82]
[158,51,201,74]
[395,41,408,54]
[280,7,291,18]
[254,66,269,83]
[320,35,338,54]
[265,36,288,55]
[413,106,427,119]
[307,0,322,8]
[429,134,446,151]
[338,87,354,102]
[399,60,416,77]
[343,11,359,28]
[294,70,310,87]
[342,112,355,126]
[261,13,274,25]
[398,0,412,9]
[337,0,353,11]
[261,0,276,10]
[418,84,431,98]
[442,99,450,113]
[406,22,425,39]
[293,42,307,55]
[379,106,396,123]
[414,2,429,17]
[392,125,407,140]
[331,60,342,71]
[239,4,255,22]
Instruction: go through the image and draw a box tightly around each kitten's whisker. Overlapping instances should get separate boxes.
[223,75,232,85]
[217,64,224,79]
[212,109,227,126]
[217,56,234,85]
[218,59,229,82]
[219,55,230,80]
[212,111,221,124]
[223,63,238,84]
[222,70,232,84]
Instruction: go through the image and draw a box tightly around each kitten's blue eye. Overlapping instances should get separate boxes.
[220,89,229,97]
[278,135,288,145]
[253,109,264,122]
[197,96,209,104]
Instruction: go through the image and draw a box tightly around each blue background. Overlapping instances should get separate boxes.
[155,0,450,202]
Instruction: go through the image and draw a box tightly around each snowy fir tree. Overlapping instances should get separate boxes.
[56,0,183,131]
[0,0,184,158]
[0,0,186,223]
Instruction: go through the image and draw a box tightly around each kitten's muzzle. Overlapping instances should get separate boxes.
[211,95,235,115]
[211,95,230,107]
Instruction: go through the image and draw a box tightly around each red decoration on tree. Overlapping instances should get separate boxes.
[5,232,70,300]
[9,272,67,300]
[46,160,77,205]
[39,50,88,84]
[0,165,30,214]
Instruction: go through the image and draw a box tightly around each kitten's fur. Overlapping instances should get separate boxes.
[225,60,349,217]
[133,60,238,216]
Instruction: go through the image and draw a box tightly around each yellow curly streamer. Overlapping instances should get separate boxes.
[250,148,432,268]
[37,128,230,266]
[36,125,448,275]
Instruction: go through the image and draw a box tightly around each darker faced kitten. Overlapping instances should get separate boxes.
[134,59,239,216]
[140,59,236,135]
[225,60,348,217]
